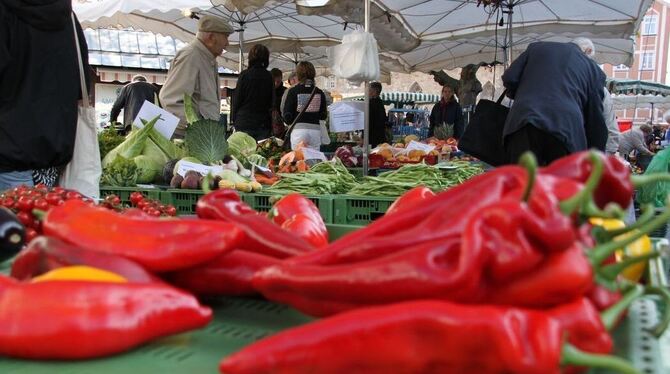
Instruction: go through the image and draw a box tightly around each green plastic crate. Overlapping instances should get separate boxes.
[326,223,362,241]
[332,195,396,225]
[163,189,205,215]
[243,193,334,224]
[99,186,161,207]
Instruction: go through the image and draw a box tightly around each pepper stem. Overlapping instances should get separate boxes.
[600,284,644,331]
[32,209,46,221]
[643,286,670,337]
[631,173,670,188]
[518,152,537,202]
[561,343,640,374]
[559,152,604,216]
[604,204,656,238]
[598,252,660,281]
[589,201,670,266]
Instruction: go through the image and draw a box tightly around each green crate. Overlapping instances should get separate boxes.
[163,189,205,215]
[243,193,334,224]
[99,186,161,206]
[326,223,362,241]
[332,195,396,225]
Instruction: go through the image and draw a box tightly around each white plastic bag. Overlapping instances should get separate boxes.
[59,105,101,198]
[328,30,380,84]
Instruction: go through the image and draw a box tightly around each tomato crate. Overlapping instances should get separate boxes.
[99,186,162,207]
[242,193,334,224]
[332,195,397,225]
[162,189,205,215]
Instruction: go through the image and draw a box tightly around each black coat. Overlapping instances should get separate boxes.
[369,97,388,147]
[502,42,607,152]
[232,65,273,136]
[0,0,91,172]
[110,81,159,127]
[429,99,464,139]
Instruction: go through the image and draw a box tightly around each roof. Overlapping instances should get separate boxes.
[607,79,670,96]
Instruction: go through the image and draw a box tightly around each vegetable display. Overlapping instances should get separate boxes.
[266,158,357,195]
[184,120,229,165]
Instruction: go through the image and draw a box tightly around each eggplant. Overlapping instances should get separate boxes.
[0,207,25,262]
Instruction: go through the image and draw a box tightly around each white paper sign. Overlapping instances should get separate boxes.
[328,101,365,133]
[404,140,435,153]
[177,161,224,177]
[133,101,179,140]
[301,147,328,161]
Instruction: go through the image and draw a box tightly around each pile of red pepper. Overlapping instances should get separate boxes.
[218,151,670,374]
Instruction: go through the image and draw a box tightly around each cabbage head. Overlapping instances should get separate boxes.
[184,119,228,164]
[228,132,258,165]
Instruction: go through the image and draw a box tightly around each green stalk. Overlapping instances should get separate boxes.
[561,343,640,373]
[201,173,213,194]
[600,284,644,331]
[603,204,656,238]
[589,202,670,266]
[518,152,537,202]
[597,252,660,281]
[643,286,670,337]
[631,173,670,188]
[559,152,604,216]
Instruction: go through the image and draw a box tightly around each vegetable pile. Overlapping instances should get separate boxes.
[266,158,357,195]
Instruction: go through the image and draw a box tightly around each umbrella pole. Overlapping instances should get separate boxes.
[503,2,514,67]
[363,0,370,177]
[237,26,245,72]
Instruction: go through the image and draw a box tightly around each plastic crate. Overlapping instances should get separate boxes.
[332,195,396,225]
[326,223,362,241]
[163,189,205,215]
[99,186,162,206]
[243,193,334,223]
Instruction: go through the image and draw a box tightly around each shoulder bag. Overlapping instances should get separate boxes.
[457,90,509,167]
[282,86,318,151]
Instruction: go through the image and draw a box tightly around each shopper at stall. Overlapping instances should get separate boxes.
[0,0,91,190]
[368,81,388,147]
[429,85,464,139]
[232,44,274,141]
[283,61,328,150]
[109,75,159,134]
[502,41,607,165]
[280,71,298,115]
[619,125,655,159]
[270,68,287,137]
[160,15,233,139]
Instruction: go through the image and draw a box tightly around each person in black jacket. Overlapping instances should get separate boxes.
[0,0,90,190]
[368,81,388,147]
[429,85,464,139]
[502,41,607,165]
[283,61,327,150]
[232,44,273,141]
[110,75,159,134]
[270,68,287,137]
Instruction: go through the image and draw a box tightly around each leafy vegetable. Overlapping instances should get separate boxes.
[134,155,162,184]
[98,127,125,161]
[247,154,269,168]
[184,93,201,124]
[102,116,159,168]
[184,120,229,164]
[227,132,257,166]
[142,138,169,166]
[101,155,138,187]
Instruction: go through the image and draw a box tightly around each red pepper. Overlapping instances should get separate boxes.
[291,166,528,266]
[385,186,435,215]
[42,199,243,272]
[0,275,212,359]
[541,151,632,209]
[270,193,328,247]
[196,189,314,258]
[167,250,280,296]
[587,285,623,311]
[220,300,633,374]
[11,236,159,283]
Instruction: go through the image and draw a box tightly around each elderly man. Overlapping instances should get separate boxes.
[160,15,234,139]
[110,75,159,134]
[619,124,655,159]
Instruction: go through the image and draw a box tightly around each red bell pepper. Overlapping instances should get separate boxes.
[10,236,159,283]
[219,300,636,374]
[196,189,314,258]
[587,285,623,312]
[270,193,328,247]
[0,275,212,359]
[41,200,244,272]
[385,186,435,215]
[290,166,528,266]
[167,250,280,296]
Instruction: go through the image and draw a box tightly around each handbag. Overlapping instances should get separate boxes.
[282,86,318,151]
[457,90,509,167]
[58,13,101,198]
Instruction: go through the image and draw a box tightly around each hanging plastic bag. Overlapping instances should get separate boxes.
[636,147,670,208]
[328,30,380,84]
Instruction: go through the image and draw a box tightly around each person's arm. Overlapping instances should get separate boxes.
[584,71,608,152]
[602,88,619,154]
[231,72,248,124]
[283,87,298,124]
[501,49,529,100]
[428,105,438,137]
[319,91,328,121]
[454,105,465,139]
[633,132,655,156]
[109,86,127,123]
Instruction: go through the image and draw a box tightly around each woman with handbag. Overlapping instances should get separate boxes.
[282,61,328,150]
[429,85,464,140]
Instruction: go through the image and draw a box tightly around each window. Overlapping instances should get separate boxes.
[642,15,658,35]
[640,52,655,70]
[328,76,336,89]
[613,64,629,71]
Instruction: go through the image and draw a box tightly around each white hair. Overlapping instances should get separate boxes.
[196,31,213,41]
[572,37,595,58]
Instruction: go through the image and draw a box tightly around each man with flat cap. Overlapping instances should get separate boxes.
[160,15,234,139]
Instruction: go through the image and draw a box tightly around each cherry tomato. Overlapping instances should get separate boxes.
[33,198,50,211]
[16,211,33,227]
[148,208,161,217]
[52,187,65,195]
[16,196,35,212]
[65,191,82,200]
[137,200,148,209]
[25,228,38,243]
[130,192,145,206]
[1,197,15,209]
[45,192,62,206]
[165,206,177,216]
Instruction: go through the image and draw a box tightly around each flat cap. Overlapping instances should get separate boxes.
[198,15,234,34]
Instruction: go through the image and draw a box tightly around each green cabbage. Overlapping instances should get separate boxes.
[134,155,162,184]
[184,119,228,164]
[247,154,268,168]
[102,116,158,168]
[228,132,258,165]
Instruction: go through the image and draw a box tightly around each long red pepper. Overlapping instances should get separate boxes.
[270,193,328,247]
[220,300,637,374]
[11,236,158,283]
[0,276,212,359]
[384,186,435,215]
[167,250,280,296]
[42,199,243,272]
[196,189,314,258]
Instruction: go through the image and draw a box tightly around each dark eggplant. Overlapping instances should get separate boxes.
[0,207,25,261]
